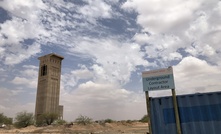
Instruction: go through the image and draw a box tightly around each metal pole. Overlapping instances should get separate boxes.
[172,89,182,134]
[145,91,152,134]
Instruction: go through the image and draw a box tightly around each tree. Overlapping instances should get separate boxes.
[139,115,149,123]
[14,111,34,128]
[75,115,93,125]
[0,113,13,125]
[36,113,58,126]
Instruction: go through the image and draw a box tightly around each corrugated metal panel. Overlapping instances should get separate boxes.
[150,91,221,134]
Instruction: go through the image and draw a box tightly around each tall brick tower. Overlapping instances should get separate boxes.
[35,53,64,119]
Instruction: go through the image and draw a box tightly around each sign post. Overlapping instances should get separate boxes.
[142,67,181,134]
[172,88,182,134]
[145,91,152,134]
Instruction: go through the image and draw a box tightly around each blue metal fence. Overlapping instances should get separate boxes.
[150,91,221,134]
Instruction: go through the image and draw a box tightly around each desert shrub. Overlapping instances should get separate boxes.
[53,119,67,125]
[35,115,46,127]
[94,120,104,126]
[75,115,93,125]
[0,113,13,125]
[14,111,34,128]
[139,115,149,123]
[42,113,58,125]
[36,113,58,126]
[64,122,74,128]
[126,120,132,124]
[104,119,114,123]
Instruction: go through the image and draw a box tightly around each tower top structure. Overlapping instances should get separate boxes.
[38,53,64,60]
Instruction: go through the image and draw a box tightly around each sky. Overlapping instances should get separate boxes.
[0,0,221,121]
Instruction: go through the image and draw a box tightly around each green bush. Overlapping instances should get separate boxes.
[35,115,46,127]
[0,113,13,125]
[53,119,67,125]
[75,115,93,125]
[104,119,114,123]
[139,115,149,123]
[14,111,34,128]
[126,120,133,124]
[36,113,58,126]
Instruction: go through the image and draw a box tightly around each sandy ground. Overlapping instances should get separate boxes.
[0,122,149,134]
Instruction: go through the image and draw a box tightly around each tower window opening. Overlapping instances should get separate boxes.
[41,64,47,76]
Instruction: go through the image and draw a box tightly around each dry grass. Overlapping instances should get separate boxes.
[0,122,148,134]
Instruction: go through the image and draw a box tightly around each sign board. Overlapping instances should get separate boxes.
[142,67,175,91]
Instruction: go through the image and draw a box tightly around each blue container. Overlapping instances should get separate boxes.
[150,91,221,134]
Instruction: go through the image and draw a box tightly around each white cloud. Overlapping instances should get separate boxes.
[60,81,146,121]
[185,12,209,40]
[0,0,47,65]
[0,47,5,55]
[0,88,15,102]
[61,65,93,91]
[0,18,44,45]
[105,0,120,4]
[166,52,183,61]
[80,0,112,21]
[4,43,41,65]
[140,33,183,63]
[0,0,122,66]
[149,56,221,97]
[0,68,4,72]
[123,0,221,66]
[71,38,149,85]
[183,7,221,63]
[122,0,201,33]
[12,77,30,85]
[133,33,150,44]
[174,56,221,94]
[11,65,38,88]
[23,65,38,70]
[0,0,48,43]
[0,0,47,18]
[0,87,35,118]
[71,65,93,80]
[2,102,35,118]
[185,43,216,57]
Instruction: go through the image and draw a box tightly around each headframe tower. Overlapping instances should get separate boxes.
[35,53,64,119]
